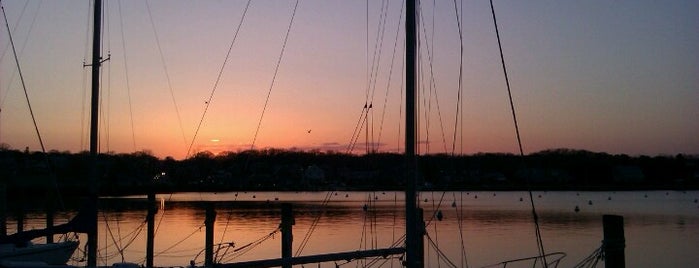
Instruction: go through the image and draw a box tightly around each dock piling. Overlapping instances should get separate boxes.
[603,214,625,268]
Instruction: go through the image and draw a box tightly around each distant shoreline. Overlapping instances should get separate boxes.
[2,148,698,201]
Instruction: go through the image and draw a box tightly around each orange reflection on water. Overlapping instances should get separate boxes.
[8,191,699,267]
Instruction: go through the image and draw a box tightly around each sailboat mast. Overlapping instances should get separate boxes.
[88,0,102,266]
[404,0,422,267]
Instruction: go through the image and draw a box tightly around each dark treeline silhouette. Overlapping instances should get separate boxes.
[1,145,697,197]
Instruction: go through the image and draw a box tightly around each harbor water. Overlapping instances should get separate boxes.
[7,191,699,267]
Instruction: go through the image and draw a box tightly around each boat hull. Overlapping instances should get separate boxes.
[0,241,79,265]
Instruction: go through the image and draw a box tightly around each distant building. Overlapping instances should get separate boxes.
[303,165,325,185]
[303,165,325,182]
[612,165,645,183]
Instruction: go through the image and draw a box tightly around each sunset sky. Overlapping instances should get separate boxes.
[1,0,697,159]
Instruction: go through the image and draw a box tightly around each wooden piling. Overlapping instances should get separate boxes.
[45,192,54,243]
[16,190,24,233]
[205,203,216,267]
[603,214,625,268]
[281,203,294,268]
[146,192,156,268]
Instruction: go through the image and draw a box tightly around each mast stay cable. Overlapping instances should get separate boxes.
[116,0,137,151]
[377,2,405,153]
[144,0,188,155]
[450,0,464,156]
[1,0,65,210]
[1,0,40,136]
[417,2,449,154]
[489,0,548,265]
[250,0,299,150]
[186,0,252,158]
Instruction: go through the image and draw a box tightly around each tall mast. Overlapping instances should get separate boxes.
[88,0,102,266]
[404,0,423,267]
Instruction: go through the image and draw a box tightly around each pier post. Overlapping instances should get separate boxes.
[205,203,216,267]
[16,190,24,233]
[281,203,294,268]
[45,191,54,243]
[603,215,625,268]
[146,192,156,268]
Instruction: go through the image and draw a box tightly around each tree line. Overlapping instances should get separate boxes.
[1,146,697,197]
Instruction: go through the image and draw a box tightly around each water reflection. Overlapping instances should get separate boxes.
[4,191,699,267]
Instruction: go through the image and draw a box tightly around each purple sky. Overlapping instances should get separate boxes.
[1,0,697,159]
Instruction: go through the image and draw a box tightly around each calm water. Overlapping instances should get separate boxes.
[7,191,699,267]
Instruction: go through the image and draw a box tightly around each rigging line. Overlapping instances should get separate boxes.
[145,0,188,152]
[152,223,206,258]
[296,191,337,256]
[397,57,404,153]
[414,0,423,155]
[153,192,175,240]
[367,0,390,152]
[106,1,111,151]
[430,192,442,268]
[450,0,464,156]
[97,0,109,154]
[365,0,369,102]
[417,32,428,154]
[424,191,445,227]
[377,1,404,150]
[359,195,369,254]
[1,2,67,209]
[346,105,368,154]
[453,192,469,268]
[101,213,126,262]
[424,0,434,154]
[216,193,240,263]
[219,228,281,263]
[366,0,386,101]
[116,0,137,151]
[373,193,379,249]
[250,0,299,150]
[81,0,93,151]
[417,4,449,154]
[187,0,251,158]
[0,0,28,65]
[572,245,603,268]
[368,193,377,250]
[459,0,464,156]
[1,0,41,107]
[348,104,366,153]
[295,191,334,257]
[98,219,147,254]
[489,0,548,266]
[425,233,459,268]
[391,193,397,268]
[356,107,370,153]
